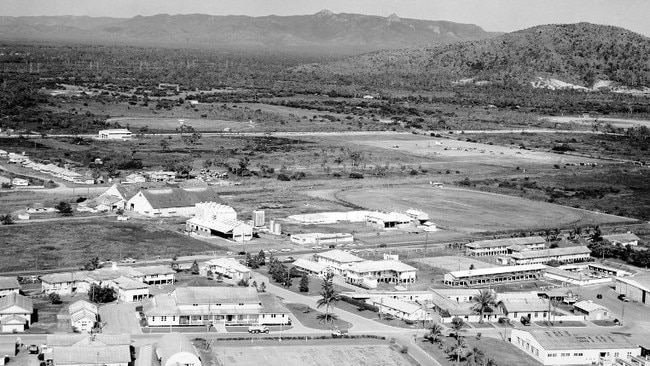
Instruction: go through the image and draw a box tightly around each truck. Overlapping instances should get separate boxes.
[247,325,269,334]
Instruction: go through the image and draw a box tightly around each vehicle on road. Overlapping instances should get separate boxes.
[331,329,349,338]
[618,294,630,302]
[248,325,269,334]
[281,248,292,252]
[121,257,136,264]
[28,344,39,354]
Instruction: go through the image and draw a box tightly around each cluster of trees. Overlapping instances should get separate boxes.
[89,283,117,303]
[426,317,498,366]
[244,250,266,269]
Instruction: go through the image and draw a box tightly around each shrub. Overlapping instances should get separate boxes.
[340,295,379,312]
[277,174,290,181]
[349,172,364,179]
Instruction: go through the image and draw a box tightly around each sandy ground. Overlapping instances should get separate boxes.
[209,344,415,366]
[543,116,650,129]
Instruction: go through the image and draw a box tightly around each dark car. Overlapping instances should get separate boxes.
[28,344,39,354]
[618,294,630,302]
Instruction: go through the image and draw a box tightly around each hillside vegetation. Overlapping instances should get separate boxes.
[296,23,650,88]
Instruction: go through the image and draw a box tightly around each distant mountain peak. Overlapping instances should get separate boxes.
[315,9,336,17]
[387,14,401,23]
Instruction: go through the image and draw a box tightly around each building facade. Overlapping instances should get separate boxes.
[98,129,132,140]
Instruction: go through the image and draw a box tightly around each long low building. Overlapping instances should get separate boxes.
[144,287,291,327]
[443,264,546,287]
[370,297,430,322]
[466,236,546,257]
[292,258,329,278]
[290,233,354,246]
[511,329,640,365]
[314,250,364,274]
[429,289,500,324]
[200,258,251,281]
[510,246,592,265]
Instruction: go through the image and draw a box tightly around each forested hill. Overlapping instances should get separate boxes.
[0,11,498,53]
[295,23,650,88]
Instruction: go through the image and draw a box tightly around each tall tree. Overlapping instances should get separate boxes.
[316,272,340,325]
[426,322,444,344]
[450,317,465,339]
[299,274,309,292]
[55,201,73,216]
[471,289,496,323]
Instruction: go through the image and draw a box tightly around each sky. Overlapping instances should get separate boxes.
[2,0,650,36]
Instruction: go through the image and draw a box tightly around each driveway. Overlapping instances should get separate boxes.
[99,302,142,334]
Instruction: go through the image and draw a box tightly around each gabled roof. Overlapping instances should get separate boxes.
[511,246,591,259]
[136,187,223,209]
[573,300,609,313]
[53,345,131,365]
[86,267,142,282]
[47,333,131,347]
[603,233,641,243]
[70,309,97,323]
[40,271,88,284]
[372,297,422,314]
[315,249,364,264]
[518,329,638,350]
[0,293,33,313]
[204,258,251,273]
[113,184,140,200]
[68,300,98,315]
[134,265,176,276]
[258,293,290,314]
[174,286,259,305]
[0,314,26,325]
[466,236,546,249]
[113,276,149,290]
[499,297,549,312]
[293,258,328,273]
[0,277,20,290]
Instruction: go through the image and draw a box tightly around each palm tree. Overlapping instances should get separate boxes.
[471,289,496,323]
[465,347,485,366]
[316,272,340,325]
[450,317,465,338]
[426,322,444,344]
[446,336,469,364]
[484,358,498,366]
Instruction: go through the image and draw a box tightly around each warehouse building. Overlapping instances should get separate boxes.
[443,264,546,287]
[615,275,650,305]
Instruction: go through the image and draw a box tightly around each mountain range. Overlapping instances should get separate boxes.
[295,23,650,88]
[0,11,498,52]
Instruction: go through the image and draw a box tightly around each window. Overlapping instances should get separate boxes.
[560,353,570,357]
[548,353,557,357]
[574,353,583,357]
[239,303,244,306]
[614,352,619,357]
[161,316,167,321]
[172,316,176,321]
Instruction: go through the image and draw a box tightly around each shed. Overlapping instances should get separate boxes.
[573,300,610,320]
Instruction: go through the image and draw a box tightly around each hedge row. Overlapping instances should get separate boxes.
[340,295,379,312]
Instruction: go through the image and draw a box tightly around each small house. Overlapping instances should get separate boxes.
[0,278,20,298]
[0,293,33,332]
[68,300,98,333]
[97,129,132,141]
[573,300,610,320]
[603,233,641,247]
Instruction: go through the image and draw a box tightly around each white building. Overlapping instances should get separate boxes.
[185,202,253,242]
[290,233,354,246]
[443,264,546,287]
[510,246,592,265]
[112,276,149,302]
[371,297,430,322]
[428,288,500,324]
[573,300,610,321]
[497,293,550,322]
[126,188,222,217]
[155,333,202,366]
[200,258,251,281]
[313,250,365,274]
[0,293,32,333]
[343,260,418,288]
[10,178,28,186]
[0,278,20,298]
[365,211,415,230]
[465,236,546,257]
[46,334,131,366]
[68,300,98,333]
[41,272,89,295]
[292,259,329,278]
[603,233,641,246]
[615,275,650,306]
[124,173,146,184]
[146,171,177,182]
[144,287,291,326]
[511,329,640,365]
[98,129,132,141]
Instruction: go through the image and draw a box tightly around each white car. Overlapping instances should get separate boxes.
[281,248,292,252]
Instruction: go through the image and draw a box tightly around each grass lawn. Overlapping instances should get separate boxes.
[592,319,617,327]
[420,336,540,366]
[469,322,496,329]
[0,219,227,272]
[285,303,351,331]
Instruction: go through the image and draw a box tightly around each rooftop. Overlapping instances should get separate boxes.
[174,286,259,305]
[113,276,149,290]
[499,297,549,312]
[47,333,131,347]
[292,258,328,273]
[53,345,131,365]
[68,300,98,315]
[372,297,422,314]
[603,233,641,243]
[518,329,638,350]
[0,293,33,313]
[345,260,417,273]
[448,264,546,279]
[315,249,364,264]
[138,188,223,209]
[134,265,176,276]
[573,300,609,313]
[40,271,88,284]
[511,246,591,259]
[188,216,251,233]
[156,333,198,366]
[616,274,650,293]
[0,277,20,290]
[259,293,291,314]
[466,236,546,249]
[204,257,251,273]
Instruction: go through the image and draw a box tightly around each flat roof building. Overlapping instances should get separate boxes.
[98,129,132,141]
[343,260,417,288]
[314,250,364,274]
[510,246,592,265]
[466,236,546,257]
[444,264,546,287]
[511,329,640,365]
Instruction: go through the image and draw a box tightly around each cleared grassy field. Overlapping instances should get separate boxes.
[107,116,255,132]
[210,344,415,366]
[337,186,636,233]
[0,219,225,272]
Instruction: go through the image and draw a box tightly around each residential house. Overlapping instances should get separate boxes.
[126,188,222,217]
[510,246,592,265]
[200,258,251,282]
[77,195,124,213]
[371,297,430,322]
[41,272,89,295]
[186,203,253,242]
[498,293,550,322]
[68,300,98,333]
[604,233,641,247]
[124,173,146,184]
[313,250,364,274]
[135,266,175,285]
[573,300,610,320]
[146,171,177,182]
[155,333,202,366]
[0,293,33,332]
[112,276,149,302]
[343,260,418,289]
[465,236,546,257]
[144,287,290,326]
[0,277,20,297]
[428,288,500,324]
[98,129,132,140]
[511,328,640,365]
[292,259,329,278]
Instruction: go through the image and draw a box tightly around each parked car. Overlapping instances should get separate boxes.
[28,344,39,354]
[618,294,630,302]
[281,248,292,252]
[596,294,602,299]
[248,325,269,334]
[121,257,135,264]
[331,329,349,338]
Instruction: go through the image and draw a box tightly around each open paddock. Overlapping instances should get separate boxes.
[336,186,636,233]
[107,117,254,132]
[206,343,416,366]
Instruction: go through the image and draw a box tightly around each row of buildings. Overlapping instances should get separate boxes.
[287,208,437,232]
